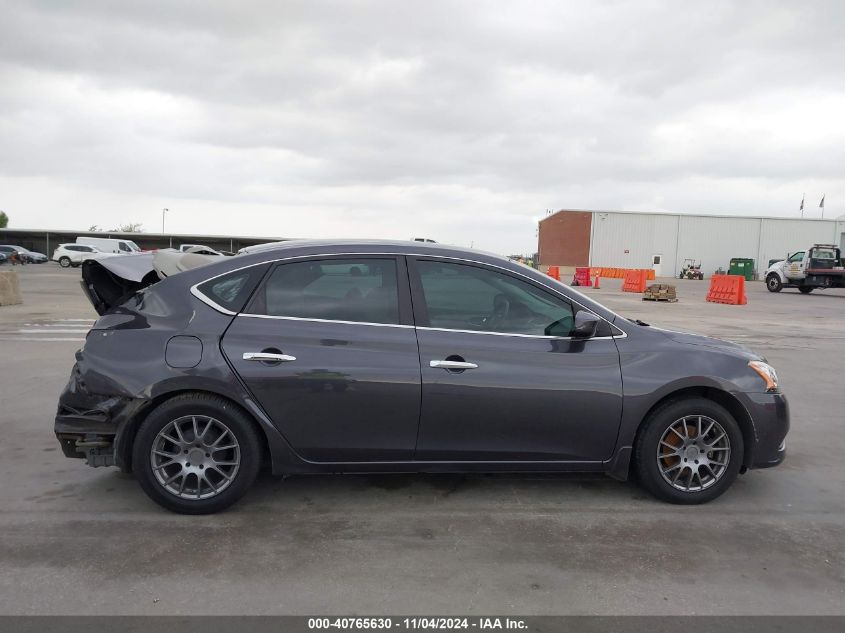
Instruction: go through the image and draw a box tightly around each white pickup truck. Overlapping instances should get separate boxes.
[765,244,845,294]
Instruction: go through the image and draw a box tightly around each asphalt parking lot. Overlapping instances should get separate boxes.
[1,264,843,615]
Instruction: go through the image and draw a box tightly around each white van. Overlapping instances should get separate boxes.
[76,237,142,254]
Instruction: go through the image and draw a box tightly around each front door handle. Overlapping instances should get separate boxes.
[243,352,297,362]
[430,360,478,370]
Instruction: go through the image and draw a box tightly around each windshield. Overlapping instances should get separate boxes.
[126,241,141,252]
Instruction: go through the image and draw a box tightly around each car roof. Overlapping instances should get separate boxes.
[239,238,498,258]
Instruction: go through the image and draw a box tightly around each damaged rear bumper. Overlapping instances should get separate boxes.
[55,407,121,467]
[54,357,143,470]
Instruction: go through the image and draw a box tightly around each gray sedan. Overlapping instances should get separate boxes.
[55,240,788,513]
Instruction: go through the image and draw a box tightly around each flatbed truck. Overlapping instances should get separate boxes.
[765,244,845,293]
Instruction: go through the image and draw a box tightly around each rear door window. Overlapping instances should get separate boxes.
[247,258,400,325]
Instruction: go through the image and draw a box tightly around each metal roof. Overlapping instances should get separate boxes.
[540,208,841,224]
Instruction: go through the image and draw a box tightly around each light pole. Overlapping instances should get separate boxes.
[162,208,169,234]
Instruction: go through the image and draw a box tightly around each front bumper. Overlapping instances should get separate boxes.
[743,391,790,469]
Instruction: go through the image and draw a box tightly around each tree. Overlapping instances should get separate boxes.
[109,223,144,233]
[88,225,101,232]
[0,211,8,228]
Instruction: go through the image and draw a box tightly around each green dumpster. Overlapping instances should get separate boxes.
[728,258,755,281]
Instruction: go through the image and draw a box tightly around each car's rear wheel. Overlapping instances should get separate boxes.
[133,393,262,514]
[58,256,71,268]
[798,286,814,294]
[766,274,782,292]
[634,398,743,504]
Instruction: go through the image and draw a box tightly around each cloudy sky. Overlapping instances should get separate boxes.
[1,1,843,254]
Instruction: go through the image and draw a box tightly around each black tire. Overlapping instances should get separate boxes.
[634,398,744,504]
[766,274,782,293]
[58,256,72,268]
[132,393,262,514]
[798,286,813,294]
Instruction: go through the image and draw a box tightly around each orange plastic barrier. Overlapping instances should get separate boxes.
[622,269,648,293]
[547,265,560,281]
[706,275,747,305]
[591,267,656,280]
[572,267,592,287]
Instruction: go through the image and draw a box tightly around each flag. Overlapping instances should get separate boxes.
[800,195,804,211]
[819,194,825,208]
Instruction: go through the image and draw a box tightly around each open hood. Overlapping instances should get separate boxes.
[81,251,221,315]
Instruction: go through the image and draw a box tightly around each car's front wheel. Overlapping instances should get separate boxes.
[133,393,262,514]
[634,398,743,504]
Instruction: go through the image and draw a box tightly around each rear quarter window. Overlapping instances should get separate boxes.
[195,265,268,313]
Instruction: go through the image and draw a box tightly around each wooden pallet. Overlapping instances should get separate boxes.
[643,284,678,302]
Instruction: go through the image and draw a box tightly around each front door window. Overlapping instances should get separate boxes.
[416,260,577,337]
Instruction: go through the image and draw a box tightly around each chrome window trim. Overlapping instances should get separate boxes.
[235,315,620,340]
[190,285,237,315]
[189,250,628,338]
[416,326,623,341]
[239,313,414,329]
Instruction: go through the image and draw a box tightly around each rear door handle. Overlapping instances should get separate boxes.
[430,360,478,370]
[243,352,297,362]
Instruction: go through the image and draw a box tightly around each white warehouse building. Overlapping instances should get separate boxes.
[537,209,845,278]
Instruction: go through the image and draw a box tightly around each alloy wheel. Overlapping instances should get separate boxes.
[150,415,241,500]
[657,415,731,492]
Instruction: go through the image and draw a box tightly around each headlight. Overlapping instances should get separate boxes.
[749,360,779,392]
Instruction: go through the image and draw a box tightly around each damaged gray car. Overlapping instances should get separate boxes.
[56,240,789,514]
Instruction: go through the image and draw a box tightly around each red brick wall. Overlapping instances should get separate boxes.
[538,211,592,267]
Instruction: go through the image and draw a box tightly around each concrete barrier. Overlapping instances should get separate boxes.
[0,270,23,306]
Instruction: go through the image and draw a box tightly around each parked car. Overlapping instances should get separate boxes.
[0,245,39,264]
[52,243,104,268]
[55,240,788,514]
[12,247,47,263]
[24,248,49,263]
[0,252,7,265]
[76,236,142,254]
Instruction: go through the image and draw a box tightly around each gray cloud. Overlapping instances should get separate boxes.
[1,0,843,252]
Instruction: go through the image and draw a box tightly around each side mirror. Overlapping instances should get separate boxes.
[572,311,600,338]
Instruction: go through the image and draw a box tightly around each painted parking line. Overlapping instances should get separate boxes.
[23,323,95,327]
[18,329,90,334]
[0,337,86,342]
[0,318,93,344]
